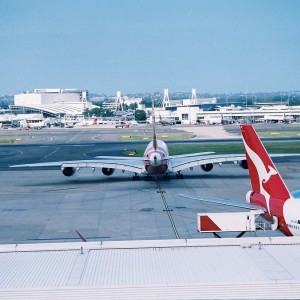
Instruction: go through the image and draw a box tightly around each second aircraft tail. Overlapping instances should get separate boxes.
[240,125,291,201]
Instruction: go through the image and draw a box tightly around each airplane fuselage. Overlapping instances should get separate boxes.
[249,192,300,236]
[143,139,170,175]
[283,197,300,236]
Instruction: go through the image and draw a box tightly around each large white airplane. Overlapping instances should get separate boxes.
[181,124,300,236]
[11,106,248,180]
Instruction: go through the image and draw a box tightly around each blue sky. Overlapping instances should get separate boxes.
[1,0,300,95]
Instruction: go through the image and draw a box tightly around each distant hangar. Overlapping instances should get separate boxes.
[11,88,90,117]
[1,237,300,299]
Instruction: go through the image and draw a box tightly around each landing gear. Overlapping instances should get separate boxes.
[163,174,171,180]
[176,172,183,179]
[145,175,153,181]
[133,173,140,181]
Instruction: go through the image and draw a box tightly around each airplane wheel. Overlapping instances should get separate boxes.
[164,174,170,180]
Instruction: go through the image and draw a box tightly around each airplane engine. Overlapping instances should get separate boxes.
[239,159,248,169]
[102,168,115,176]
[201,163,213,172]
[62,167,76,177]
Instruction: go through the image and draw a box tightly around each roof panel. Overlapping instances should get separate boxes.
[0,250,78,289]
[1,237,300,299]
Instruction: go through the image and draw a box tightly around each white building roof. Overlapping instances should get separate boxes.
[11,104,85,116]
[1,237,300,299]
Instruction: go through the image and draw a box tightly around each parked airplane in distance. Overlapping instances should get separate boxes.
[146,115,176,125]
[158,115,176,126]
[181,124,300,236]
[11,104,248,180]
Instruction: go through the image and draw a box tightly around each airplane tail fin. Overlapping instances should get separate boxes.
[152,98,157,150]
[240,125,291,200]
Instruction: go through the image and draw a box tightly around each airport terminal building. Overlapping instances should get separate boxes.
[12,88,90,117]
[6,88,300,126]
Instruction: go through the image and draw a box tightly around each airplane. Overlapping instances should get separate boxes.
[10,104,248,180]
[181,124,300,236]
[146,115,176,126]
[158,115,176,126]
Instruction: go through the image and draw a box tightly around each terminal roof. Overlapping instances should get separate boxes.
[1,237,300,299]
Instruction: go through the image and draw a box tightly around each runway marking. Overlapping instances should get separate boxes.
[156,179,180,239]
[92,136,102,141]
[44,187,82,192]
[66,130,86,143]
[43,147,60,159]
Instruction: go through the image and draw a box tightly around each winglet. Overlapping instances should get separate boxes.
[240,125,291,200]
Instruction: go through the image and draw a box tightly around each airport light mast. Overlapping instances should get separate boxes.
[115,91,123,111]
[189,88,197,124]
[162,88,170,108]
[191,88,197,105]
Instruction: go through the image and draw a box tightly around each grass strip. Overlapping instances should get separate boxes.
[0,138,22,144]
[124,141,300,156]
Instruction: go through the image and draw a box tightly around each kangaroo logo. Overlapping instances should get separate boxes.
[262,165,277,183]
[243,138,278,213]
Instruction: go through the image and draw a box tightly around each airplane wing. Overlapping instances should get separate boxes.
[169,153,246,172]
[95,156,142,160]
[169,152,299,173]
[167,152,215,158]
[180,194,267,212]
[10,158,145,174]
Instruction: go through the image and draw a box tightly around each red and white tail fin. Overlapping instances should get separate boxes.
[152,98,157,150]
[240,125,291,200]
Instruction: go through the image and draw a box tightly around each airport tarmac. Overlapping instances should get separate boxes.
[1,125,300,244]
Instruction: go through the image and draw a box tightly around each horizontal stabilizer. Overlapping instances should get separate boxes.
[180,194,266,212]
[291,189,300,198]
